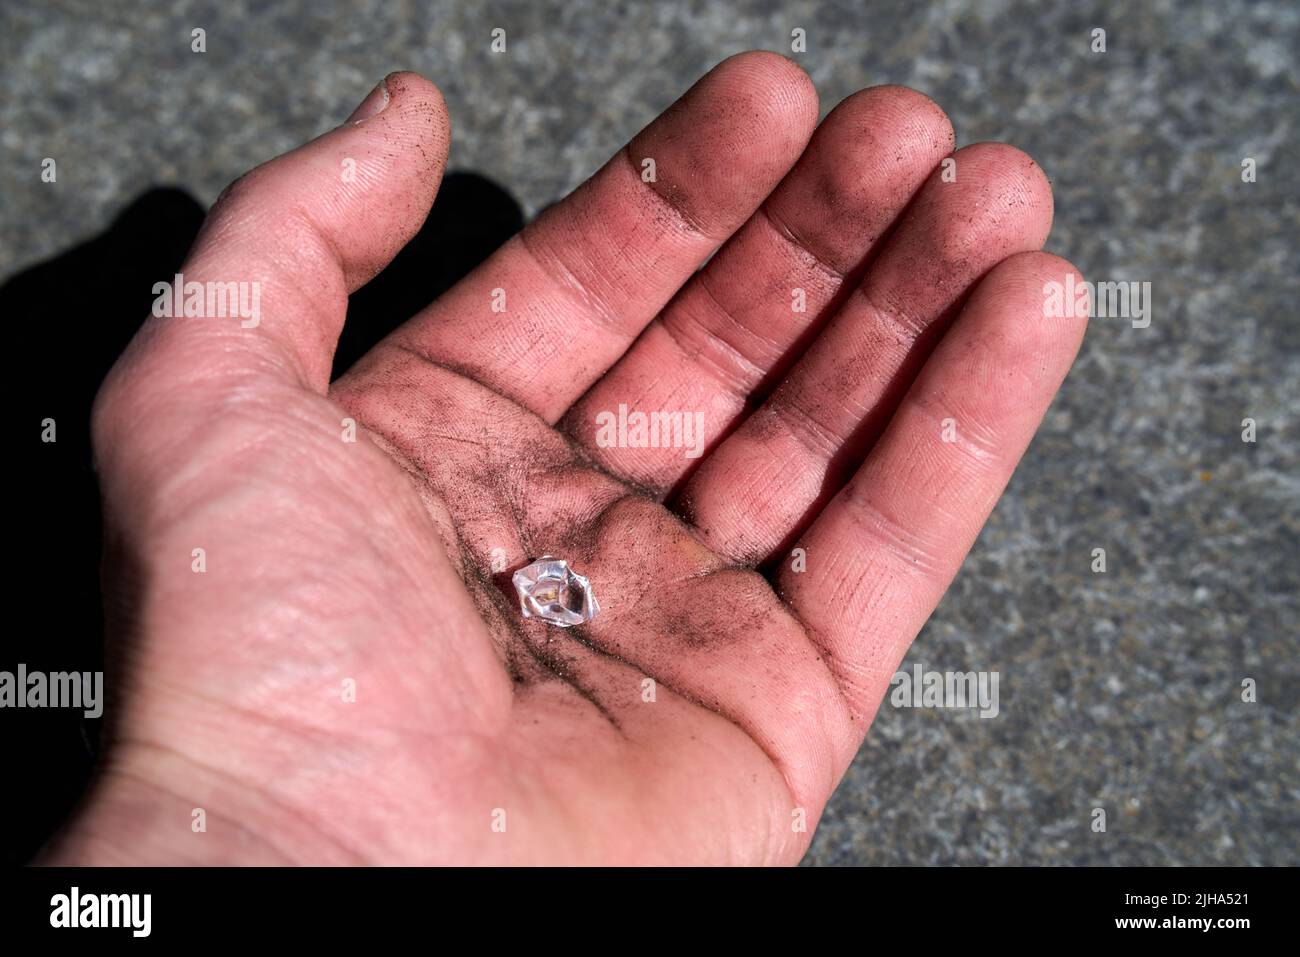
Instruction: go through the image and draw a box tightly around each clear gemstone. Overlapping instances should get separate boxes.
[512,556,600,628]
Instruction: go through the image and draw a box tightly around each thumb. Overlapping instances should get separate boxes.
[106,72,450,402]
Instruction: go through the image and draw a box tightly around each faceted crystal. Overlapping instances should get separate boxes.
[512,556,600,628]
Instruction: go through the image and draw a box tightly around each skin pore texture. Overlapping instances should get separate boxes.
[43,53,1086,865]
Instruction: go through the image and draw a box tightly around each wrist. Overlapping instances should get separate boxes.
[37,747,286,866]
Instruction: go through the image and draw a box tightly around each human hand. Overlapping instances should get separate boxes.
[46,53,1083,865]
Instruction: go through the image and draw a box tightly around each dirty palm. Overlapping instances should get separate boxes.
[60,53,1085,864]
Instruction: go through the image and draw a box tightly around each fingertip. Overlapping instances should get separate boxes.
[1014,249,1084,286]
[381,71,448,117]
[982,250,1085,305]
[757,83,958,277]
[834,85,956,156]
[803,83,957,205]
[968,250,1091,362]
[707,50,820,135]
[624,51,819,240]
[954,141,1055,239]
[363,71,452,160]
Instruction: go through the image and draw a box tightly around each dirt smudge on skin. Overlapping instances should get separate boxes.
[338,329,822,730]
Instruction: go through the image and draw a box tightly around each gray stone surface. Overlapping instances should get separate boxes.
[2,0,1296,864]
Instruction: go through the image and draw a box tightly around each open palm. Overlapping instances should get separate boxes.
[49,55,1085,865]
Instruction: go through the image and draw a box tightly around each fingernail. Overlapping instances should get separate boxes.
[346,77,391,124]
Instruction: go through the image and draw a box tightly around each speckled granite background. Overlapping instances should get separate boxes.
[2,0,1296,865]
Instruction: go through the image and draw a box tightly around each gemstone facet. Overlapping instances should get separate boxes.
[512,556,600,628]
